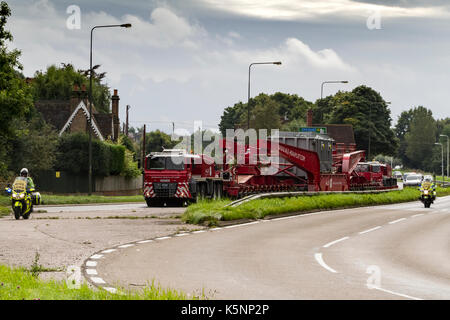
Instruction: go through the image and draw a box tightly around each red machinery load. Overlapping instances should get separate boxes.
[143,136,397,205]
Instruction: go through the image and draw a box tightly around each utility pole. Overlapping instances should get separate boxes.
[126,105,130,137]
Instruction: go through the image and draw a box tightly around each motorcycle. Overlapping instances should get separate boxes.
[419,185,435,208]
[4,177,41,220]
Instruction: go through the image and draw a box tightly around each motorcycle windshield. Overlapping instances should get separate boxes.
[12,177,27,193]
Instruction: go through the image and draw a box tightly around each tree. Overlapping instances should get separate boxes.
[145,130,180,153]
[0,1,34,177]
[404,107,436,170]
[326,86,398,157]
[245,94,281,131]
[32,63,111,113]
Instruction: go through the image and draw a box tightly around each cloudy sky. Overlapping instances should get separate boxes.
[7,0,450,134]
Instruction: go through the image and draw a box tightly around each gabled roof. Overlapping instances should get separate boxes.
[59,100,104,140]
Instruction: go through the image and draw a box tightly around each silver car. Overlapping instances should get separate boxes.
[403,174,423,187]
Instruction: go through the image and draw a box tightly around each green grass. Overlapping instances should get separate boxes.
[0,264,197,300]
[0,194,143,206]
[183,187,450,225]
[0,205,10,217]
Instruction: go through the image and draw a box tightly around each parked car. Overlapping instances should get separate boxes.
[403,174,423,187]
[403,172,416,181]
[393,171,403,180]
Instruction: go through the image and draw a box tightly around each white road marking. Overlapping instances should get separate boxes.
[86,269,98,275]
[118,244,134,248]
[192,230,206,234]
[174,233,189,237]
[90,254,103,259]
[137,240,154,244]
[359,226,381,235]
[103,287,118,294]
[314,253,337,273]
[411,213,424,218]
[372,286,422,300]
[323,237,350,248]
[210,228,222,231]
[101,249,116,254]
[388,218,407,225]
[90,277,106,284]
[85,261,97,267]
[155,236,171,240]
[238,221,259,227]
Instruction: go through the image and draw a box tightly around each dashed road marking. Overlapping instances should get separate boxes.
[210,228,222,231]
[118,244,134,248]
[103,287,118,294]
[86,261,97,267]
[174,233,189,237]
[90,254,103,259]
[359,226,381,235]
[388,218,407,225]
[192,230,206,234]
[86,269,98,275]
[101,249,116,254]
[323,236,350,248]
[137,240,154,244]
[314,253,337,273]
[155,236,171,240]
[412,213,424,218]
[90,277,106,284]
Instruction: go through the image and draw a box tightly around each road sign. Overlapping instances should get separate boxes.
[300,127,327,134]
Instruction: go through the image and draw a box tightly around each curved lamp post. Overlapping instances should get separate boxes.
[247,61,282,130]
[89,23,132,195]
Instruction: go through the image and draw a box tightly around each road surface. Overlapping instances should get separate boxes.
[93,196,450,299]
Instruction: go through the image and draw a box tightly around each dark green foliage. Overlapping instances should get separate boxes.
[55,133,126,177]
[32,63,111,114]
[145,130,180,153]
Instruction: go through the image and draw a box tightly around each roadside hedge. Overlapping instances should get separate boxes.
[55,132,126,177]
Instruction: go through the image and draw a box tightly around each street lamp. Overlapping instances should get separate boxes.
[440,134,449,183]
[89,23,132,195]
[247,61,282,130]
[320,80,348,100]
[367,101,391,160]
[435,142,444,184]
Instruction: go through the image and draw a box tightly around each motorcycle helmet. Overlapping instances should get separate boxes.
[20,168,29,177]
[423,175,432,182]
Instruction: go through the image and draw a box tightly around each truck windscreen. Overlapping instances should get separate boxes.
[147,157,185,171]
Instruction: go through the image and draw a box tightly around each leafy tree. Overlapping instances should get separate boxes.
[405,107,436,170]
[245,94,281,131]
[0,1,34,177]
[32,63,111,113]
[145,130,180,153]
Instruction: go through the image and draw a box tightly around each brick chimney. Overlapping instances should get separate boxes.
[307,108,313,127]
[111,89,120,141]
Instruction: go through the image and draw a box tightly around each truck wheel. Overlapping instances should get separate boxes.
[146,198,160,207]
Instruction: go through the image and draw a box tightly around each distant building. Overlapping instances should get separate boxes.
[35,85,121,141]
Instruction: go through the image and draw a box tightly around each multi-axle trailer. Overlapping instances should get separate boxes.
[143,132,397,206]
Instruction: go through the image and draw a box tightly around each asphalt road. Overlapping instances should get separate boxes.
[0,202,197,281]
[95,196,450,299]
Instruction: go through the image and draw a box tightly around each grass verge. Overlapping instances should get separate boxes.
[0,264,195,300]
[183,187,450,226]
[0,194,142,207]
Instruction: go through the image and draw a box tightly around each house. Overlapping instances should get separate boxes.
[35,84,121,141]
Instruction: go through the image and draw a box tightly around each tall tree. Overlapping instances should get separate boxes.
[0,1,34,177]
[32,63,111,113]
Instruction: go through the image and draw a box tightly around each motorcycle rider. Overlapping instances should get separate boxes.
[419,175,436,201]
[20,168,35,189]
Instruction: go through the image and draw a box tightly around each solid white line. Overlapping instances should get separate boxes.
[210,228,222,231]
[155,236,171,240]
[359,226,381,234]
[101,249,116,254]
[174,233,189,237]
[224,224,241,229]
[411,213,424,218]
[137,240,154,244]
[372,286,422,300]
[90,254,103,259]
[388,218,407,224]
[86,269,98,275]
[192,230,206,234]
[323,236,350,248]
[90,277,106,284]
[118,244,134,248]
[85,261,97,267]
[314,253,337,273]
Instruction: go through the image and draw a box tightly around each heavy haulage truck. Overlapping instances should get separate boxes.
[143,131,397,206]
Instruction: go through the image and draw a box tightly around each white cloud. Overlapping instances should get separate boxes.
[196,0,450,20]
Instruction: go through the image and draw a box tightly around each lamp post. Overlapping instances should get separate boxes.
[367,101,391,160]
[247,61,282,130]
[435,142,444,184]
[89,23,131,195]
[320,80,348,100]
[440,134,449,183]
